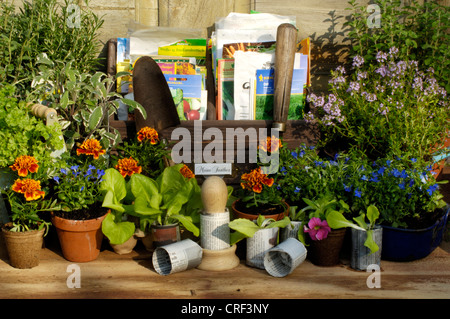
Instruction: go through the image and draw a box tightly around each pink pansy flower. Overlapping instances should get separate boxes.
[304,217,331,241]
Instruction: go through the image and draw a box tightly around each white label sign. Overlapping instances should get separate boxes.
[195,163,232,176]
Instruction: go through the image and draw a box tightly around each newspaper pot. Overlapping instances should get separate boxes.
[1,223,45,269]
[51,212,107,262]
[232,199,289,221]
[381,206,449,261]
[264,238,307,277]
[280,221,302,242]
[307,228,346,266]
[152,239,202,275]
[246,227,279,269]
[151,223,180,249]
[350,227,382,271]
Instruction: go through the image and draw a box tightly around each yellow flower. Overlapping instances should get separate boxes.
[11,178,45,201]
[9,155,39,177]
[180,164,195,179]
[240,167,274,193]
[115,157,142,177]
[137,127,159,144]
[259,136,283,153]
[76,139,106,159]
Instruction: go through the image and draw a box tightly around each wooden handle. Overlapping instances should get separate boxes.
[273,23,298,132]
[201,176,228,214]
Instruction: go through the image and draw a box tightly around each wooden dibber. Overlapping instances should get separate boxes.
[132,56,180,132]
[197,176,240,271]
[273,23,298,133]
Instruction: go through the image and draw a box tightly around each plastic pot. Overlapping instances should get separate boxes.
[381,206,449,261]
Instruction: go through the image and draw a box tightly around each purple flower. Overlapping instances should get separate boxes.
[352,55,364,68]
[365,93,377,102]
[376,51,388,63]
[347,81,360,94]
[389,47,399,58]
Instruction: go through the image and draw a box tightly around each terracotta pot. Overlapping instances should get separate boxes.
[232,199,289,221]
[51,212,107,262]
[1,223,45,269]
[110,235,138,255]
[431,134,450,178]
[307,228,347,266]
[151,223,180,248]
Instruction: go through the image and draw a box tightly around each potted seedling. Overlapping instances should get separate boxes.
[229,215,290,269]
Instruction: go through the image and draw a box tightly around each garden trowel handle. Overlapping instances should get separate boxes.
[273,23,298,133]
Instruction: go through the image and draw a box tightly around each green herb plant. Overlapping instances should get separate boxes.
[0,0,104,98]
[345,0,450,91]
[29,55,146,154]
[0,84,64,170]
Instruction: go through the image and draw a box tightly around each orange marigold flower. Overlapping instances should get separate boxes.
[115,157,142,177]
[9,155,39,177]
[240,167,274,193]
[259,136,283,153]
[137,127,159,144]
[76,139,106,159]
[180,164,195,179]
[11,178,45,201]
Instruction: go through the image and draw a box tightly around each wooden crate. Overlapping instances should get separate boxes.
[107,39,319,185]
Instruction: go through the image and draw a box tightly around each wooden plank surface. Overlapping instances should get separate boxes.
[0,233,449,300]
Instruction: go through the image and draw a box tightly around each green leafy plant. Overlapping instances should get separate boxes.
[99,168,136,245]
[0,0,104,98]
[29,55,146,154]
[0,84,64,169]
[228,214,291,245]
[101,164,202,244]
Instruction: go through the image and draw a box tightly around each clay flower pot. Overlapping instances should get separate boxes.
[1,223,45,269]
[151,223,180,248]
[51,212,107,262]
[232,199,289,221]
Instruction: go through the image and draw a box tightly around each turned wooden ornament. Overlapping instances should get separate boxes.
[201,176,228,214]
[197,176,240,271]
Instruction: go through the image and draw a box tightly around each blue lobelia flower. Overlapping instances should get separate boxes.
[354,188,362,198]
[426,184,439,196]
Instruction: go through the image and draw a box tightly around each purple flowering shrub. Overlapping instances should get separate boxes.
[305,48,449,162]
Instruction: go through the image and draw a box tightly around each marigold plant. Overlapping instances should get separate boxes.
[3,155,55,232]
[238,167,283,209]
[76,138,106,159]
[180,164,195,179]
[9,155,39,177]
[115,157,142,178]
[114,126,170,179]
